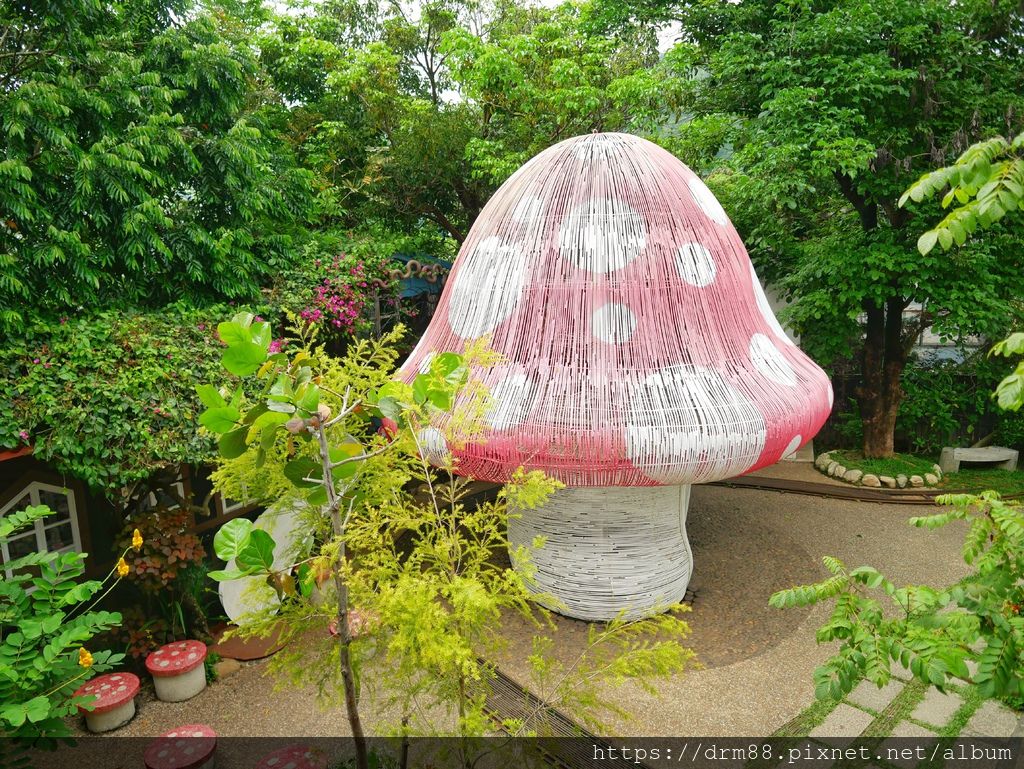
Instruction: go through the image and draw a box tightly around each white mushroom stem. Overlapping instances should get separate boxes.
[507,485,692,622]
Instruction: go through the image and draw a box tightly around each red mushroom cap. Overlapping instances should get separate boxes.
[253,744,328,769]
[144,724,217,769]
[399,132,832,486]
[74,672,140,714]
[146,640,207,677]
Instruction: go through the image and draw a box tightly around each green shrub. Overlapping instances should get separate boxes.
[0,505,125,740]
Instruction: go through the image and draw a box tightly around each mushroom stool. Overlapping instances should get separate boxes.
[254,744,328,769]
[146,640,208,702]
[74,672,140,732]
[144,724,217,769]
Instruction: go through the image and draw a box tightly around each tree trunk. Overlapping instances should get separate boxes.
[317,425,369,769]
[858,297,909,458]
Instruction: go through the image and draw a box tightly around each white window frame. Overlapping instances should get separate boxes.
[142,480,186,512]
[217,483,255,516]
[0,481,83,579]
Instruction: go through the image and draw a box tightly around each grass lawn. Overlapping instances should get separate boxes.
[831,450,1024,496]
[830,450,936,478]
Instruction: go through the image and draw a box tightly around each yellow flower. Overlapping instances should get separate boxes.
[78,648,94,668]
[131,528,143,551]
[116,557,129,578]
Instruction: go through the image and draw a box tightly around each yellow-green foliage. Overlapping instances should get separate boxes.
[204,318,694,739]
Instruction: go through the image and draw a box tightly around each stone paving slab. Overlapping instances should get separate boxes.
[809,704,874,738]
[909,689,962,728]
[848,679,903,712]
[889,722,936,738]
[879,730,937,769]
[963,700,1018,738]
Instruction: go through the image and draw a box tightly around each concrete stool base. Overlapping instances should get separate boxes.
[84,699,136,733]
[153,664,206,702]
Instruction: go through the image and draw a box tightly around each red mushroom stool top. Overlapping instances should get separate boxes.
[73,672,140,714]
[146,640,207,677]
[144,724,217,769]
[254,744,328,769]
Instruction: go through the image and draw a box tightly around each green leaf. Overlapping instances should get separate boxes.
[196,384,226,409]
[917,230,938,255]
[236,529,276,572]
[208,568,258,581]
[219,427,249,459]
[222,343,268,377]
[284,457,321,489]
[213,518,254,561]
[199,406,240,434]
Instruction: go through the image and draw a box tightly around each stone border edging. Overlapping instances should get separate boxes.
[814,451,943,489]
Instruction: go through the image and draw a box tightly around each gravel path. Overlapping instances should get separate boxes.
[74,466,970,739]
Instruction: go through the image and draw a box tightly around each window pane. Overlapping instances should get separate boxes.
[44,522,74,551]
[37,489,71,519]
[4,492,31,515]
[7,533,39,560]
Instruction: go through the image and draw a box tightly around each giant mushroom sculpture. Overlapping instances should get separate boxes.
[398,132,833,621]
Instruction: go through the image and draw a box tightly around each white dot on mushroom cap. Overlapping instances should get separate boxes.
[782,434,803,458]
[750,263,795,346]
[158,659,169,667]
[687,177,729,227]
[417,427,450,466]
[558,197,647,273]
[418,350,436,374]
[486,374,537,431]
[447,236,529,340]
[510,194,543,222]
[626,365,767,484]
[673,242,717,287]
[592,302,637,344]
[267,758,279,767]
[159,750,169,758]
[749,333,797,387]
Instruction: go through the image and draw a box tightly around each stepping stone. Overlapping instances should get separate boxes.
[879,726,936,769]
[254,744,328,769]
[848,679,903,712]
[145,724,217,769]
[910,688,962,728]
[809,704,874,738]
[890,722,936,738]
[74,672,140,733]
[146,640,207,702]
[963,700,1019,738]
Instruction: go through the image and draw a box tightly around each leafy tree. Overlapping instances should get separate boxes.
[901,132,1024,254]
[201,316,693,762]
[770,492,1024,702]
[673,0,1024,457]
[260,0,683,242]
[0,0,314,328]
